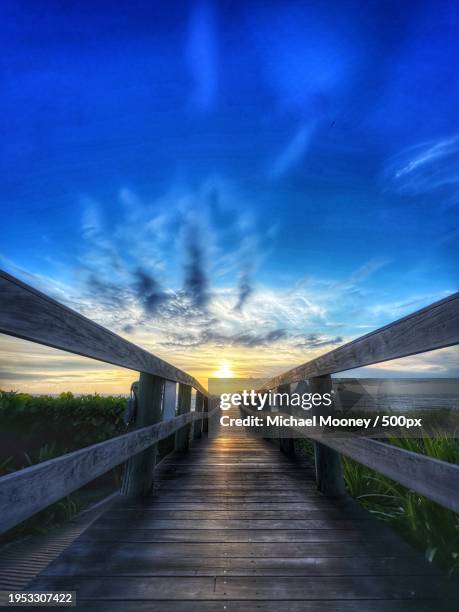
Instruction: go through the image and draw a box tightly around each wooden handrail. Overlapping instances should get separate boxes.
[239,405,459,513]
[0,409,216,535]
[258,291,459,390]
[0,270,208,396]
[304,432,459,514]
[252,294,459,505]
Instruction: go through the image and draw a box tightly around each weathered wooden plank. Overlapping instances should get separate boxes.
[156,490,320,499]
[29,575,452,600]
[63,601,443,612]
[155,477,316,485]
[78,528,396,543]
[157,477,317,486]
[145,497,340,504]
[157,464,310,471]
[155,470,313,478]
[104,508,370,519]
[41,544,434,577]
[0,270,207,395]
[90,518,380,530]
[116,501,363,512]
[32,540,419,559]
[0,411,205,534]
[149,490,337,498]
[260,291,459,388]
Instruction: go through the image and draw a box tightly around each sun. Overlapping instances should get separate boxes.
[213,361,235,378]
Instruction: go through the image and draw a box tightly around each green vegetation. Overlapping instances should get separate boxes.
[0,391,126,463]
[298,437,459,574]
[0,390,127,543]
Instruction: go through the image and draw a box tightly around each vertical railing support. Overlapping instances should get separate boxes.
[162,380,177,421]
[194,391,204,439]
[202,396,209,434]
[175,383,192,451]
[278,383,295,456]
[311,375,345,497]
[158,380,177,457]
[121,373,164,497]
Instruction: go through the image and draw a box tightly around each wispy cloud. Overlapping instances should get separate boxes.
[332,258,391,291]
[384,135,459,207]
[270,123,316,179]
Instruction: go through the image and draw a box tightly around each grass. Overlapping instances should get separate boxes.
[0,390,127,544]
[297,436,459,573]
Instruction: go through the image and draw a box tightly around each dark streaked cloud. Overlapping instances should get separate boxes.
[294,334,343,349]
[233,273,253,311]
[86,274,127,309]
[160,328,286,348]
[133,268,168,314]
[158,327,343,350]
[183,227,209,308]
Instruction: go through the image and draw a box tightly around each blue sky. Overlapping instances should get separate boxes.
[1,0,458,391]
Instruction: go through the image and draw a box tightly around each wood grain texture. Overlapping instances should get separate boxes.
[0,270,207,395]
[0,411,206,534]
[259,291,459,389]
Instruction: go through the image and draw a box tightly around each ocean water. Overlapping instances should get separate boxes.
[332,378,459,412]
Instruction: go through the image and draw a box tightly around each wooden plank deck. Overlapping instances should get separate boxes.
[28,421,457,611]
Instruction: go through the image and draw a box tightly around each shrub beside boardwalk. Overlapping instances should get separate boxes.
[0,391,126,541]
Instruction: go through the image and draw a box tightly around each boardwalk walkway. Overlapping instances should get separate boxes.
[29,410,453,611]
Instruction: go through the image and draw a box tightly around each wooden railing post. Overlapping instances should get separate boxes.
[162,380,177,421]
[175,383,192,451]
[158,380,177,457]
[278,383,295,456]
[194,391,204,439]
[202,396,209,434]
[121,373,164,497]
[311,375,345,497]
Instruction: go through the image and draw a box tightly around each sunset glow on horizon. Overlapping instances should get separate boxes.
[213,361,235,379]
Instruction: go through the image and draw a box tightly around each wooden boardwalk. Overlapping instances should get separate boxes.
[29,415,454,610]
[1,272,458,610]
